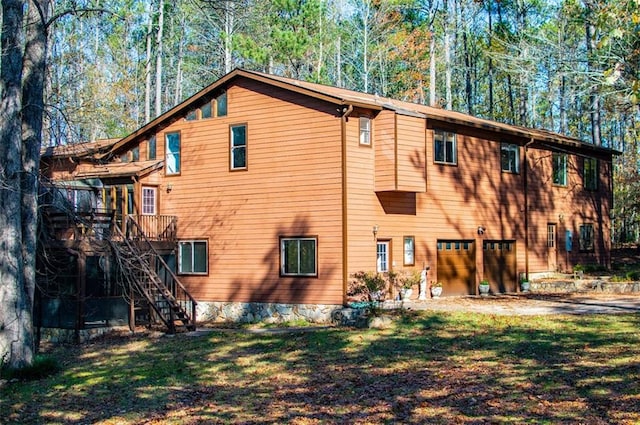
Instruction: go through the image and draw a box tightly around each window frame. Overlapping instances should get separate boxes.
[501,142,520,173]
[433,129,457,165]
[230,123,247,171]
[147,135,156,160]
[141,186,157,216]
[584,157,598,191]
[579,224,595,252]
[280,236,318,277]
[376,240,390,273]
[359,116,372,146]
[165,131,181,176]
[178,240,208,275]
[403,236,415,266]
[552,152,568,186]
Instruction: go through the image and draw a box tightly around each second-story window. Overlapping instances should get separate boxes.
[148,135,156,160]
[501,143,519,173]
[584,157,598,190]
[552,153,567,186]
[165,132,181,175]
[216,92,228,117]
[359,117,371,145]
[434,129,457,165]
[141,186,157,215]
[230,124,247,170]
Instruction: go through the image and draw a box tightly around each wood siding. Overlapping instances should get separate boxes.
[140,80,345,304]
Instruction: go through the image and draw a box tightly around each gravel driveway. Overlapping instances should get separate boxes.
[402,293,640,315]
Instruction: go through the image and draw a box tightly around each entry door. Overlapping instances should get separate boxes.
[547,224,557,271]
[377,241,390,272]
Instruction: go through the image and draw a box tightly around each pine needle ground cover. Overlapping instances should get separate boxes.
[2,312,639,424]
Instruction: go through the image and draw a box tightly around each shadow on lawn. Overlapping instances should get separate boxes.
[3,313,640,424]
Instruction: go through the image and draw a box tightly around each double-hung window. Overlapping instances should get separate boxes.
[579,224,595,251]
[165,132,181,175]
[281,237,317,276]
[178,240,208,274]
[434,129,456,164]
[230,124,247,170]
[552,153,567,186]
[359,117,371,145]
[584,157,598,190]
[141,186,157,215]
[501,143,519,173]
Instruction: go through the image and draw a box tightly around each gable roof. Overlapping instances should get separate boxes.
[103,68,615,158]
[41,138,120,159]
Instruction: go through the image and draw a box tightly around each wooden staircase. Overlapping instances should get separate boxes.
[110,219,197,333]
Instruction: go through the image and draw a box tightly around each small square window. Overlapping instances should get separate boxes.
[434,129,456,165]
[200,102,212,119]
[178,240,208,274]
[359,117,371,146]
[501,143,519,173]
[281,237,317,276]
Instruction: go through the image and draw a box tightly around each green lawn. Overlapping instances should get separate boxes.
[2,311,640,424]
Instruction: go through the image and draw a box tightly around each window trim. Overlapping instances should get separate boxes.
[280,236,318,277]
[376,240,391,273]
[584,157,598,191]
[165,131,181,176]
[230,123,248,171]
[141,186,157,216]
[501,142,520,173]
[359,116,372,146]
[552,152,568,186]
[178,239,209,275]
[403,236,415,266]
[579,224,595,252]
[433,129,457,165]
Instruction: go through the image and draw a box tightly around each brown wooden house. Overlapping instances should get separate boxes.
[38,68,614,328]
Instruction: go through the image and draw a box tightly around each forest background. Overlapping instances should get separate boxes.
[40,0,640,242]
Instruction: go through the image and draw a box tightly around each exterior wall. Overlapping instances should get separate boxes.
[139,79,345,305]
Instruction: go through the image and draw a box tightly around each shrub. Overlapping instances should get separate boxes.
[1,355,60,381]
[348,271,387,301]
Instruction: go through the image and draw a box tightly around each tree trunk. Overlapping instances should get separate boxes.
[144,2,153,123]
[444,0,452,110]
[584,1,601,145]
[155,0,165,118]
[0,0,32,369]
[223,0,233,73]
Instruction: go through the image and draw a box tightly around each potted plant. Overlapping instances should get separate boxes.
[348,271,388,302]
[430,281,443,298]
[399,270,421,300]
[520,276,531,293]
[479,279,490,296]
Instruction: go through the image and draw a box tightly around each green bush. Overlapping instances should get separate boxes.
[1,355,60,381]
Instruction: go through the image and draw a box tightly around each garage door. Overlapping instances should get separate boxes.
[483,241,517,293]
[437,240,476,296]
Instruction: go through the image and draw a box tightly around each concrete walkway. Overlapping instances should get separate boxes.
[397,293,640,315]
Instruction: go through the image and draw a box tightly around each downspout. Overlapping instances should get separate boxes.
[341,104,353,305]
[523,137,535,281]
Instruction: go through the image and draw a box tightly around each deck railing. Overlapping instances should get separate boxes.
[44,209,177,243]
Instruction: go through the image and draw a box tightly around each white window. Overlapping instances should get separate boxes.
[404,236,415,266]
[377,241,389,272]
[165,132,181,175]
[434,129,456,164]
[178,240,208,274]
[141,187,156,215]
[501,143,519,173]
[359,117,371,145]
[230,124,247,170]
[281,237,317,276]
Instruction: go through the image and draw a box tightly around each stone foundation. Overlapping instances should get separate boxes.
[196,301,343,324]
[38,326,131,344]
[531,279,640,293]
